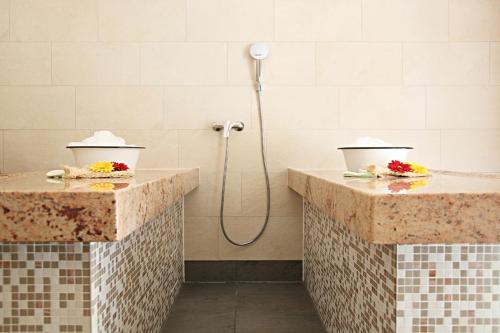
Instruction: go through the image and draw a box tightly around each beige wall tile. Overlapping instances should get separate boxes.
[253,87,339,130]
[98,0,185,41]
[442,130,500,172]
[0,0,9,40]
[185,171,241,217]
[52,43,140,85]
[141,43,226,85]
[266,130,346,171]
[164,87,252,129]
[362,0,448,41]
[179,130,226,172]
[0,87,75,129]
[241,171,302,217]
[218,217,303,260]
[316,43,402,85]
[339,87,425,129]
[186,0,274,41]
[403,43,490,85]
[184,217,220,260]
[76,87,163,129]
[450,0,500,41]
[112,130,178,168]
[10,0,97,41]
[179,129,263,173]
[275,0,361,41]
[227,42,315,85]
[338,130,442,169]
[3,130,90,172]
[427,87,500,129]
[0,43,51,85]
[492,43,500,84]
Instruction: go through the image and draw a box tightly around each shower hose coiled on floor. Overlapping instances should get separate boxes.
[219,90,271,246]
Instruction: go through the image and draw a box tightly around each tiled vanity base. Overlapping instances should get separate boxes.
[304,201,500,333]
[0,200,184,333]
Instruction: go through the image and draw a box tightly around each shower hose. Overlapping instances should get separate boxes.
[219,89,270,246]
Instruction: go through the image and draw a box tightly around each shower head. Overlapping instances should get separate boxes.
[249,43,269,91]
[249,43,269,60]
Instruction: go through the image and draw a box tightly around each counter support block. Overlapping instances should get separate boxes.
[0,200,184,333]
[304,201,500,333]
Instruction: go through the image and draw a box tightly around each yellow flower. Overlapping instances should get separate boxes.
[90,182,114,191]
[89,161,113,173]
[407,162,428,175]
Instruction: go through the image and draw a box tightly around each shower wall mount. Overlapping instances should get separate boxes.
[212,121,245,138]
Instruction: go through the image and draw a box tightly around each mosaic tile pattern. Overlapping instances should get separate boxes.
[303,201,397,333]
[397,244,500,333]
[0,243,91,332]
[0,199,184,333]
[91,199,184,333]
[304,200,500,333]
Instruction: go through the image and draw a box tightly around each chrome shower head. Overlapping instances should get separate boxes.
[249,43,269,60]
[249,43,269,91]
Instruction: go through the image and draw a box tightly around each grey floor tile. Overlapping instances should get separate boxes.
[162,282,325,333]
[235,313,326,333]
[162,311,235,333]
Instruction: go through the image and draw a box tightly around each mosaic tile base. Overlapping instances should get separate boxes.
[1,200,184,333]
[304,200,500,333]
[91,199,184,332]
[0,243,91,332]
[304,201,397,333]
[397,244,500,333]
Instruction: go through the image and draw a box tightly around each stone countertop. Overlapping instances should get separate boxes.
[288,168,500,244]
[0,169,199,242]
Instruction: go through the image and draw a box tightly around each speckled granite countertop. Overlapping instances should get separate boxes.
[288,168,500,244]
[0,169,199,242]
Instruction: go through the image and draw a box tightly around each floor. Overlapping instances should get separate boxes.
[161,282,326,333]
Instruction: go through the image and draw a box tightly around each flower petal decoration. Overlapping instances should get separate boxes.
[112,162,129,171]
[407,162,428,175]
[387,160,412,174]
[89,161,114,173]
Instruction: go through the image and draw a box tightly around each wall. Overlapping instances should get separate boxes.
[0,0,499,261]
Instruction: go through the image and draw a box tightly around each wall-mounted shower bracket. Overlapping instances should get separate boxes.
[212,121,245,138]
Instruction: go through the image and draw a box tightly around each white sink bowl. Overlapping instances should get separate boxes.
[338,146,413,172]
[67,146,145,170]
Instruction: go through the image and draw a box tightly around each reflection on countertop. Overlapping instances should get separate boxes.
[291,169,500,196]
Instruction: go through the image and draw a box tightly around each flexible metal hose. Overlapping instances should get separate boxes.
[219,90,270,246]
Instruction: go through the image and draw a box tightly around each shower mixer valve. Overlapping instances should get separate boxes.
[212,121,245,138]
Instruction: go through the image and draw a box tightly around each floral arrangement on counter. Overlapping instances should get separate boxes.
[46,161,133,179]
[344,160,429,178]
[89,161,129,173]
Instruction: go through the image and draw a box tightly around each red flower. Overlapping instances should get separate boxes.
[112,162,129,171]
[387,160,412,174]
